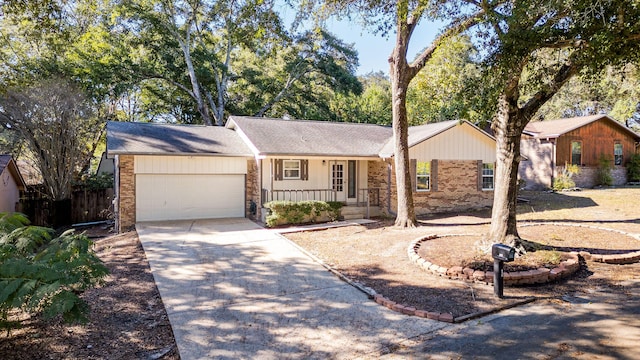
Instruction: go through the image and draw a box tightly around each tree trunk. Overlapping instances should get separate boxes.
[182,44,212,126]
[389,30,417,228]
[487,94,527,249]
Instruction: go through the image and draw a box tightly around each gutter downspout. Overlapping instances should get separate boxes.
[550,138,557,188]
[113,155,120,233]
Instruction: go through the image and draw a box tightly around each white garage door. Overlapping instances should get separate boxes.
[136,174,245,221]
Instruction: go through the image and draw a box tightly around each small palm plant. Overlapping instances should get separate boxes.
[0,213,108,331]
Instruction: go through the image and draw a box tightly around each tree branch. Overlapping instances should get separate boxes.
[521,61,579,120]
[255,70,307,117]
[408,10,484,79]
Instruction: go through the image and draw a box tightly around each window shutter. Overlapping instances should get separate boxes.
[477,160,483,191]
[301,160,309,180]
[410,159,417,192]
[431,159,438,192]
[274,159,283,181]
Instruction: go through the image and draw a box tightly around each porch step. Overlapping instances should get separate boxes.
[341,206,381,220]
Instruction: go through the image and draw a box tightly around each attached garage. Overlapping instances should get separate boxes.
[107,121,253,231]
[134,155,248,222]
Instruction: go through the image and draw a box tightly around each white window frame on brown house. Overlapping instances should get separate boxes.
[416,161,431,191]
[614,142,623,165]
[481,163,494,190]
[571,141,582,165]
[410,159,438,192]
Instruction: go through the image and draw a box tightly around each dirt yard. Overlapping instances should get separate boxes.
[285,188,640,318]
[1,187,639,359]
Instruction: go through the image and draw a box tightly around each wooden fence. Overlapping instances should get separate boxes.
[19,188,114,227]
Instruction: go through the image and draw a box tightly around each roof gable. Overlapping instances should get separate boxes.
[0,155,27,190]
[106,121,252,156]
[379,120,495,157]
[227,116,392,157]
[524,115,640,140]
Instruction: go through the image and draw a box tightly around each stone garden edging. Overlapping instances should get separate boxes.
[407,234,581,286]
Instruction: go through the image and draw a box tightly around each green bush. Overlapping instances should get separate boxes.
[0,213,108,330]
[264,200,343,227]
[595,154,613,186]
[628,154,640,182]
[552,163,580,191]
[74,172,114,190]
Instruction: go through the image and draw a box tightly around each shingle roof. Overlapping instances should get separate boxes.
[106,121,252,156]
[227,116,392,157]
[524,114,640,140]
[0,155,11,174]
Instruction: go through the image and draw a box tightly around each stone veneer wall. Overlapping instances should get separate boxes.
[246,159,260,220]
[117,155,136,232]
[556,165,628,188]
[367,160,391,215]
[368,159,493,215]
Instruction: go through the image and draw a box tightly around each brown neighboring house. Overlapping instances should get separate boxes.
[108,117,497,232]
[0,155,27,213]
[519,114,640,190]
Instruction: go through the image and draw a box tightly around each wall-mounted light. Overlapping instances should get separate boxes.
[322,160,326,166]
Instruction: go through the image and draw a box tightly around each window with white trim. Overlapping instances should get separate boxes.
[571,141,582,165]
[283,160,301,179]
[482,163,494,190]
[416,161,431,191]
[614,142,623,165]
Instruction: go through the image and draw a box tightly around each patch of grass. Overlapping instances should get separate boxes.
[525,250,563,267]
[550,234,564,241]
[460,249,565,272]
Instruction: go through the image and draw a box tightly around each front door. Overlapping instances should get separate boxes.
[332,161,346,202]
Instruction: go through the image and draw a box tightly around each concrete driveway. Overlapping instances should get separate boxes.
[136,218,447,359]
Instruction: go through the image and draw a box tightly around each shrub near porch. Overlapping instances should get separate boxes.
[264,200,343,227]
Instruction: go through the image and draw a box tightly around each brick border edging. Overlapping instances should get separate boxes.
[519,222,640,265]
[407,235,581,286]
[281,230,539,324]
[371,288,537,324]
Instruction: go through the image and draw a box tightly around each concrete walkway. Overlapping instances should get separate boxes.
[136,218,447,359]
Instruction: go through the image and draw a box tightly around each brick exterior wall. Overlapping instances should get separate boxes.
[246,159,260,220]
[117,155,136,232]
[367,159,493,216]
[556,165,628,188]
[367,160,391,215]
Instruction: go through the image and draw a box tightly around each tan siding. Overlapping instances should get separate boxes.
[135,155,248,174]
[270,159,329,190]
[358,160,368,190]
[408,123,496,162]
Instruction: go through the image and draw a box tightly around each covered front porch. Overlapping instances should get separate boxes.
[257,157,384,221]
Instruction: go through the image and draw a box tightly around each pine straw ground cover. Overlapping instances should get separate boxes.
[0,229,179,360]
[285,188,640,318]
